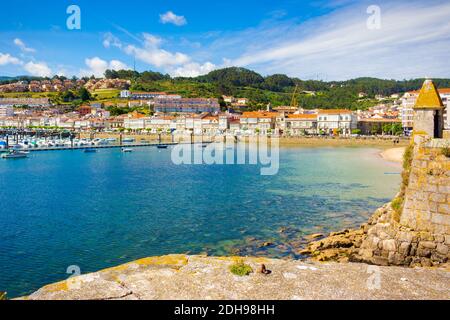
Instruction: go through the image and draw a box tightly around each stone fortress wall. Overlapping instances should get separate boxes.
[302,138,450,268]
[356,138,450,267]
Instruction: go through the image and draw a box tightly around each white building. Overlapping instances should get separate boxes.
[120,90,131,98]
[317,109,357,135]
[0,106,14,117]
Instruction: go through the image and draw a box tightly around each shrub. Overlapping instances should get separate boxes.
[391,197,404,222]
[230,261,253,276]
[442,144,450,158]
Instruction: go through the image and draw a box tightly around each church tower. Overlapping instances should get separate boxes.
[413,79,444,138]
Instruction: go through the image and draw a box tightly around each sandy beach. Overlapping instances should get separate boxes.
[380,147,406,163]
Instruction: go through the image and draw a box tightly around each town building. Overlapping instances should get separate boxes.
[240,111,279,135]
[357,118,402,135]
[78,106,92,117]
[0,106,14,117]
[0,98,51,108]
[154,98,220,114]
[317,109,357,135]
[284,114,318,136]
[129,91,169,100]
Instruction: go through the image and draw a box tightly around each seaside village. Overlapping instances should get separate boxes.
[1,78,450,139]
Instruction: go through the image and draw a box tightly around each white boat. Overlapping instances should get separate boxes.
[121,148,133,153]
[1,151,28,159]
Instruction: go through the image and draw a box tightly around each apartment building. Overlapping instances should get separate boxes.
[240,111,278,135]
[0,106,14,117]
[317,109,357,135]
[154,98,220,114]
[284,114,318,135]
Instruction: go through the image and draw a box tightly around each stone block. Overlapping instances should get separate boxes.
[420,258,432,267]
[429,193,447,203]
[417,248,432,258]
[437,204,450,215]
[419,241,436,249]
[382,239,397,252]
[436,243,449,255]
[432,213,450,226]
[399,242,411,255]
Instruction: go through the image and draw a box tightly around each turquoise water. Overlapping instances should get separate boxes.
[0,146,401,297]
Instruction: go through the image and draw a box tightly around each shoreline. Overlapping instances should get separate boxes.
[379,147,406,163]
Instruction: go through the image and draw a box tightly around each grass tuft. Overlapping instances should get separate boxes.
[230,261,253,276]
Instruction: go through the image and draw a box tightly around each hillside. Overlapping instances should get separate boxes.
[3,67,450,110]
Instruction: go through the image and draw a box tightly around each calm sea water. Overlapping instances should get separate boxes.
[0,146,401,297]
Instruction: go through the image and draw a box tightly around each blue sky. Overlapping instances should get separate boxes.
[1,0,449,80]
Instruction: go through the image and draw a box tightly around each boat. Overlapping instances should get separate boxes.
[122,138,135,143]
[84,148,97,153]
[1,150,28,159]
[157,145,168,149]
[122,148,133,153]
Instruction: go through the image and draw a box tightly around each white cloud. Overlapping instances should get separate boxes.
[222,0,450,80]
[109,59,129,70]
[104,31,217,77]
[103,32,122,49]
[159,11,187,26]
[13,38,36,53]
[0,52,23,66]
[124,33,190,68]
[24,61,52,77]
[170,62,217,77]
[79,57,130,77]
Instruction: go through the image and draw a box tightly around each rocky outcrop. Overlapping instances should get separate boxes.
[21,254,450,300]
[301,202,450,268]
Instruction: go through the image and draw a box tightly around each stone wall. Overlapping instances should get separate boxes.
[357,139,450,267]
[401,143,450,235]
[302,138,450,268]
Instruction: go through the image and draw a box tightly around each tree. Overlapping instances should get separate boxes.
[78,87,91,101]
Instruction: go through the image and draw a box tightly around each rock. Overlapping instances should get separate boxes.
[420,258,432,267]
[417,248,432,258]
[305,233,324,240]
[259,242,274,248]
[436,244,449,255]
[399,242,412,255]
[419,241,437,249]
[382,239,397,252]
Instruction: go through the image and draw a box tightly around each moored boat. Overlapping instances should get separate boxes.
[1,150,28,159]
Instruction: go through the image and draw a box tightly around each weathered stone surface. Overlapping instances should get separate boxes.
[436,244,449,255]
[382,239,397,252]
[20,255,450,300]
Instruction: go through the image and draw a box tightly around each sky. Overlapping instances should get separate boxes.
[0,0,449,80]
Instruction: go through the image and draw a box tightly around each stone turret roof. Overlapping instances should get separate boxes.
[414,79,444,109]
